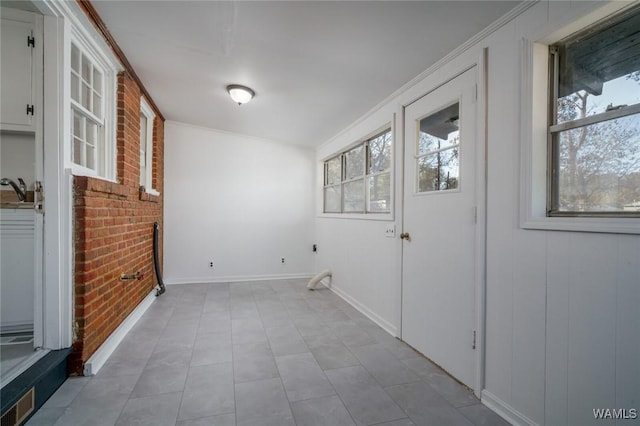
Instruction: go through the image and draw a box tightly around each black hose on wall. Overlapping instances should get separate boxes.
[153,222,166,296]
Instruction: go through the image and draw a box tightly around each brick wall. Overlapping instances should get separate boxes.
[69,71,164,375]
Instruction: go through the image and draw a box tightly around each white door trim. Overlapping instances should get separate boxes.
[39,3,73,350]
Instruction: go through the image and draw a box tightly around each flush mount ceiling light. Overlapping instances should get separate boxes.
[226,84,255,105]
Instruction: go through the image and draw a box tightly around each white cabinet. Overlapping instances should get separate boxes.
[1,8,38,133]
[0,209,35,333]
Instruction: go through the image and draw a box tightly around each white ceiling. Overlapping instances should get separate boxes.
[92,1,519,147]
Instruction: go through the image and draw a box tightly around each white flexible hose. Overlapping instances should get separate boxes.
[307,269,332,290]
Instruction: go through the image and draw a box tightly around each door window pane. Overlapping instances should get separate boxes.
[416,103,461,193]
[418,103,459,155]
[418,148,459,192]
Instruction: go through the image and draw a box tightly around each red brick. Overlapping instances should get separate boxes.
[71,71,164,375]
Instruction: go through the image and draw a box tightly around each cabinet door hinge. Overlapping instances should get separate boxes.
[26,104,35,116]
[27,36,35,48]
[472,330,477,350]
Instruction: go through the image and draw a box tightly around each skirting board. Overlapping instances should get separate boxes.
[164,273,314,285]
[327,283,398,337]
[482,390,538,426]
[83,289,157,376]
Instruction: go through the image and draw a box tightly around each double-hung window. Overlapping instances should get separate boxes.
[323,129,392,214]
[139,97,157,193]
[548,6,640,216]
[69,35,116,180]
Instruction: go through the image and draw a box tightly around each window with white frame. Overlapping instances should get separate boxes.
[547,6,640,217]
[69,36,116,180]
[323,129,392,214]
[139,97,156,192]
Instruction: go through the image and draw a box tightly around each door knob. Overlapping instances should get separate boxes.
[400,232,411,241]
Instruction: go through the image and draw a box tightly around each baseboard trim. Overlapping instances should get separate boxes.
[83,289,156,376]
[327,283,398,337]
[165,273,314,285]
[482,390,538,426]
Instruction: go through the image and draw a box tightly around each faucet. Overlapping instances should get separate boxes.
[0,178,27,202]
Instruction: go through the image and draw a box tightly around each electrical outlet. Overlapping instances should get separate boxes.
[281,258,285,264]
[385,223,396,238]
[209,261,214,269]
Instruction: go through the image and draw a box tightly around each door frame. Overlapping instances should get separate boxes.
[38,1,74,351]
[399,49,488,396]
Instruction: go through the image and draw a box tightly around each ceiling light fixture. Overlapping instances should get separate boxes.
[226,84,255,105]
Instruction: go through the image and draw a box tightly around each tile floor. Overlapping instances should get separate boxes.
[26,280,509,426]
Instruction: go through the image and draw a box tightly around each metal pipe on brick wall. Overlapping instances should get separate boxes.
[154,222,166,296]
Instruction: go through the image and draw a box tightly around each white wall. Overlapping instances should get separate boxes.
[315,106,402,335]
[164,121,316,283]
[314,1,640,425]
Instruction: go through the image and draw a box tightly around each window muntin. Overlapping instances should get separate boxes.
[416,103,460,193]
[323,129,392,214]
[70,42,105,175]
[548,7,640,216]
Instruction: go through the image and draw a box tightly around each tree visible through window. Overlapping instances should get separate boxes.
[549,6,640,215]
[323,129,392,214]
[416,102,460,193]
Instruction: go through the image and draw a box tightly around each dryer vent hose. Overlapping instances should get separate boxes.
[307,270,332,290]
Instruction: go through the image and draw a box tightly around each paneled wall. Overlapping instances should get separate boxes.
[314,2,640,425]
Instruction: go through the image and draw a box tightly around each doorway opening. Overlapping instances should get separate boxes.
[1,3,46,386]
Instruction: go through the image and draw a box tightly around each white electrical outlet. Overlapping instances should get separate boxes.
[384,223,395,238]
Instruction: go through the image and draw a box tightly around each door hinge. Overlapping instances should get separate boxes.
[472,330,477,350]
[27,35,35,48]
[26,104,34,115]
[473,84,478,103]
[473,206,477,224]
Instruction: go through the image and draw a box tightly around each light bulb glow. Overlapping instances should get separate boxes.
[227,85,255,105]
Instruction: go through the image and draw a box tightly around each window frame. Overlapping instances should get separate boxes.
[546,12,640,218]
[322,128,393,216]
[68,26,118,181]
[139,97,158,195]
[519,1,640,234]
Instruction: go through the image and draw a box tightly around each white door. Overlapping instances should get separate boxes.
[401,67,478,388]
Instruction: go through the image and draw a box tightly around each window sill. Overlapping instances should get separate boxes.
[139,189,160,203]
[318,212,393,221]
[521,215,640,235]
[69,164,116,183]
[74,175,128,198]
